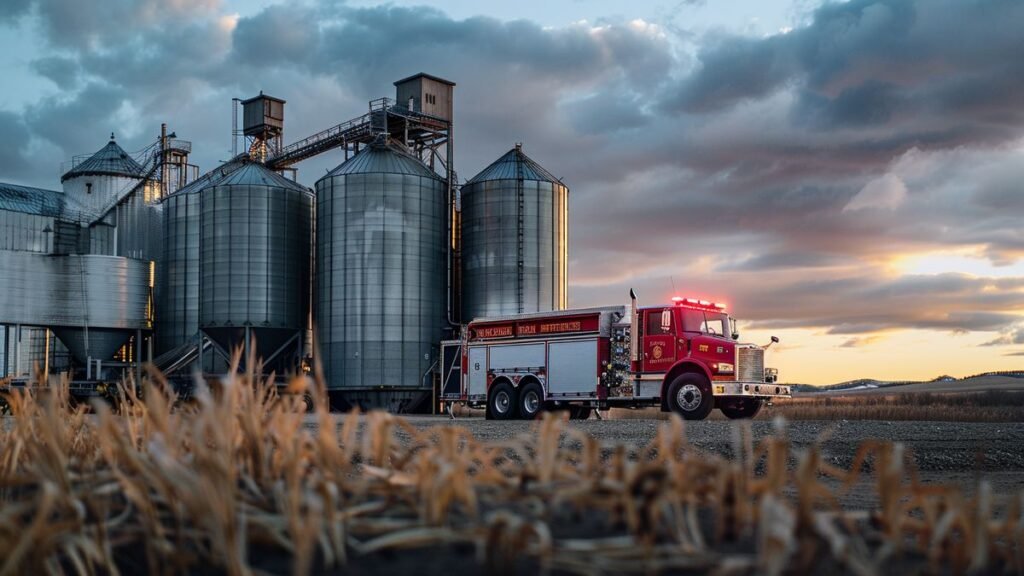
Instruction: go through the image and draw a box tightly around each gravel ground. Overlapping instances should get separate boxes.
[312,414,1024,507]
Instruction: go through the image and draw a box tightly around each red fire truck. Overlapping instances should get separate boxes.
[439,292,789,420]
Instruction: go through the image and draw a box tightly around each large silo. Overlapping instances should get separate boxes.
[61,135,147,217]
[198,162,313,369]
[461,144,568,320]
[316,142,447,411]
[157,175,204,358]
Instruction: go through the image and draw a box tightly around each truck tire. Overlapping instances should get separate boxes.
[488,381,519,420]
[719,398,763,419]
[667,373,714,420]
[518,382,544,420]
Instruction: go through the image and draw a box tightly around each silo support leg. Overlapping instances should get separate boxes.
[14,324,21,378]
[244,327,252,373]
[263,332,300,367]
[135,329,143,386]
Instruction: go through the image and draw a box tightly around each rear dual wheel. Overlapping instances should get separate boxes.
[488,381,518,420]
[488,381,547,420]
[518,382,544,420]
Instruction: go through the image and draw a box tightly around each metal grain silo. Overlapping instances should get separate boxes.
[156,158,242,360]
[316,142,446,411]
[461,144,568,320]
[155,161,234,356]
[197,161,313,369]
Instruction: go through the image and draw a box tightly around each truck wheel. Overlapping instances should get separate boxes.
[719,398,763,419]
[569,406,592,420]
[488,381,519,420]
[518,382,544,420]
[667,373,713,420]
[302,393,315,414]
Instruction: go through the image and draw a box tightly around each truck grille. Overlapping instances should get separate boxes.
[737,347,764,382]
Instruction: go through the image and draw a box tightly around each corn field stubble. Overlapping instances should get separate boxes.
[0,363,1022,575]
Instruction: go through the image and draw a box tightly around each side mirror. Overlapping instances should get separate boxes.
[771,336,780,344]
[731,332,740,341]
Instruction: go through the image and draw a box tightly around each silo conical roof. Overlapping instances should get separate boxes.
[61,136,146,182]
[211,161,311,192]
[322,143,440,179]
[465,145,561,185]
[168,157,311,196]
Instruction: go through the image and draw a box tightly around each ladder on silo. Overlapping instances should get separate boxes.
[515,145,525,314]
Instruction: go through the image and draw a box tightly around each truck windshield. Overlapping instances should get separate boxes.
[699,313,729,337]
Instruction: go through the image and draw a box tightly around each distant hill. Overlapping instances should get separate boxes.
[791,373,1024,395]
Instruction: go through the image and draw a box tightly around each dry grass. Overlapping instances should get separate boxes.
[1,360,1022,575]
[610,390,1024,422]
[772,391,1024,422]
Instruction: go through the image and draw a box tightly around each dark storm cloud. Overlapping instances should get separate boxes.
[982,328,1024,347]
[665,0,1024,143]
[31,56,79,90]
[728,275,1023,336]
[232,4,320,67]
[733,273,1024,333]
[0,0,31,21]
[26,83,130,157]
[0,112,33,179]
[12,0,220,49]
[665,33,796,113]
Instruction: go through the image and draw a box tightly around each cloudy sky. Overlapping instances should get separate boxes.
[1,0,1023,383]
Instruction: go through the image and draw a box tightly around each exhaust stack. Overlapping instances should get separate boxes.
[629,288,639,364]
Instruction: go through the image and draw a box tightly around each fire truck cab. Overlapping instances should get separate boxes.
[439,293,790,420]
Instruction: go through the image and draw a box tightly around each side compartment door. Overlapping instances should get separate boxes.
[440,341,463,399]
[642,308,677,372]
[468,346,488,398]
[548,339,599,396]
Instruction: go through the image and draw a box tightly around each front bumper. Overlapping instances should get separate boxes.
[712,381,791,398]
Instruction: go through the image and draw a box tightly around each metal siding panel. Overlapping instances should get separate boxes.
[547,340,598,395]
[468,346,488,397]
[487,343,546,370]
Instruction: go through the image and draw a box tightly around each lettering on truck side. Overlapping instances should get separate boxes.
[476,326,513,339]
[540,321,581,333]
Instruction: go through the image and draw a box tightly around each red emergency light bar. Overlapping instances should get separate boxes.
[671,296,727,311]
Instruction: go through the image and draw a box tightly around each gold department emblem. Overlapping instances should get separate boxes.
[652,345,663,360]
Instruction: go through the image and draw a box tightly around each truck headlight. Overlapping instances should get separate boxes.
[764,368,778,383]
[716,362,734,375]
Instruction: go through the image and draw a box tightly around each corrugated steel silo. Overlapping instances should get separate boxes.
[157,172,205,357]
[461,144,568,320]
[198,162,313,367]
[316,142,446,411]
[0,251,149,363]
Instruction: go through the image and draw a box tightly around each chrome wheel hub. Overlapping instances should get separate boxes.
[677,384,702,411]
[494,391,511,414]
[523,391,540,414]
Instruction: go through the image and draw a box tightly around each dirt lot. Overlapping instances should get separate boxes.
[313,414,1024,507]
